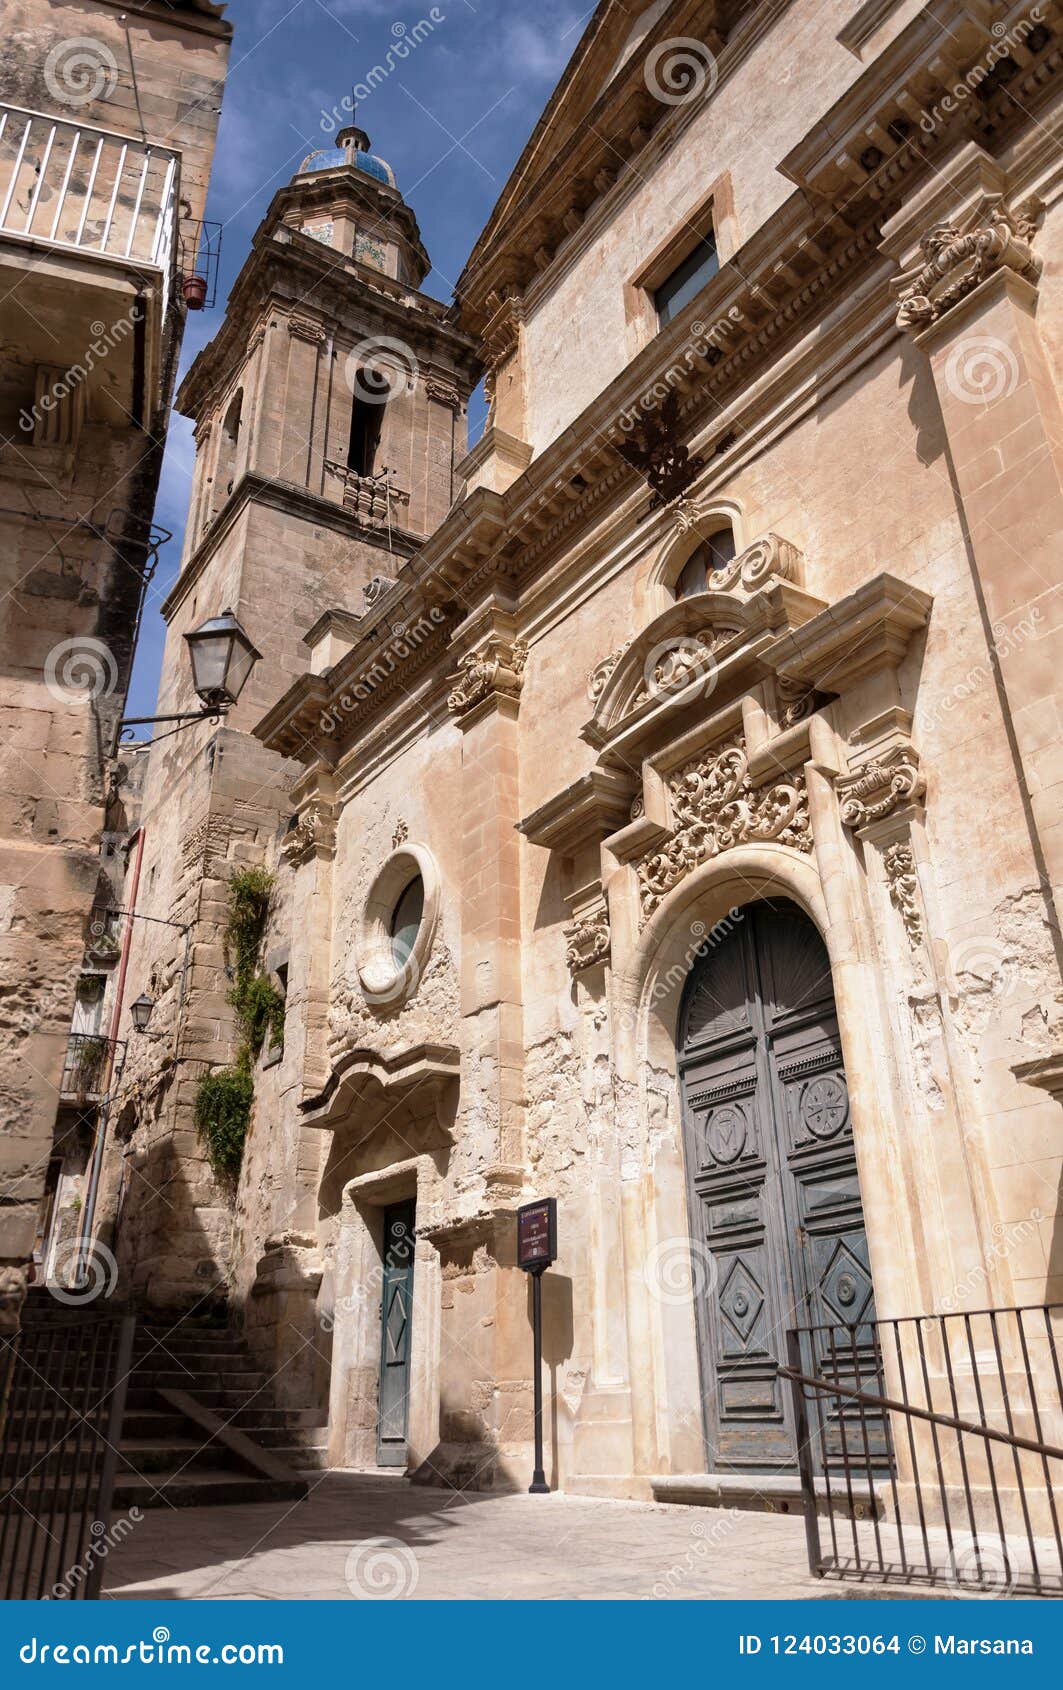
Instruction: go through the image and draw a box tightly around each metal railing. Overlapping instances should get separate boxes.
[0,1310,134,1599]
[60,1033,119,1100]
[0,104,177,314]
[780,1305,1063,1597]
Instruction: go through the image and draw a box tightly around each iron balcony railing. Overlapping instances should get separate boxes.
[60,1033,119,1101]
[780,1304,1063,1598]
[0,104,178,314]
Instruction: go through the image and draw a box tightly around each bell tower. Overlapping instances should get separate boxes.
[109,126,480,1305]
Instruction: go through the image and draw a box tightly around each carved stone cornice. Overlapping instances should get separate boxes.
[882,840,922,947]
[564,902,610,974]
[519,768,633,856]
[837,744,924,832]
[446,634,528,717]
[638,734,813,921]
[280,801,337,866]
[892,194,1043,333]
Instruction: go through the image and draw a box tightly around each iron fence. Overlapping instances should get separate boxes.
[0,1310,134,1599]
[780,1304,1063,1597]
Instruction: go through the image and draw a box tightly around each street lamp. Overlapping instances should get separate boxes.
[115,608,261,747]
[184,609,262,710]
[129,992,155,1034]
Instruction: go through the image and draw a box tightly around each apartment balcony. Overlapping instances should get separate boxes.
[59,1034,120,1103]
[0,104,179,440]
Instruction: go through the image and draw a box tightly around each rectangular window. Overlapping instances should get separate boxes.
[347,393,384,476]
[653,229,719,327]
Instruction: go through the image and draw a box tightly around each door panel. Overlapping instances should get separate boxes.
[376,1199,415,1467]
[679,899,876,1472]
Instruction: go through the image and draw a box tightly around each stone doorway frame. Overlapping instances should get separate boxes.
[327,1154,441,1474]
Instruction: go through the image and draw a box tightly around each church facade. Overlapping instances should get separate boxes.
[100,0,1062,1503]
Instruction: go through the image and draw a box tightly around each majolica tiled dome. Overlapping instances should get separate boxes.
[298,125,396,189]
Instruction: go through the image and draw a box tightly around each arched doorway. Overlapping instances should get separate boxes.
[678,897,875,1472]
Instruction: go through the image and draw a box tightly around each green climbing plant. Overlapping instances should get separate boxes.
[194,867,284,1182]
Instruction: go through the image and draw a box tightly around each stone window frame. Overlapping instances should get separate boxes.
[646,499,745,616]
[623,172,739,357]
[355,843,440,1010]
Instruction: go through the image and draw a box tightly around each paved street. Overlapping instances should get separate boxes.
[103,1474,826,1601]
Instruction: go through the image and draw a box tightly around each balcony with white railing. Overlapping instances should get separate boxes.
[0,104,179,432]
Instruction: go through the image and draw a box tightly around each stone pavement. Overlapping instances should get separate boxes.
[102,1473,828,1601]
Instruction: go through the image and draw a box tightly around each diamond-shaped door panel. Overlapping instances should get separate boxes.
[718,1257,766,1353]
[385,1284,408,1363]
[817,1237,873,1326]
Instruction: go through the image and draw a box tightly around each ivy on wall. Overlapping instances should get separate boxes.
[194,867,284,1182]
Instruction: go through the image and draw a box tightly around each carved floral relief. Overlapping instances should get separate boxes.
[637,735,813,920]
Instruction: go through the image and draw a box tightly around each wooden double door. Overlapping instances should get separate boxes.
[678,899,875,1472]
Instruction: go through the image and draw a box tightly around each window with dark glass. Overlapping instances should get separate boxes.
[654,229,719,327]
[390,876,424,968]
[674,527,737,598]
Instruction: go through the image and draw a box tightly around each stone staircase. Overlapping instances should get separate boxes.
[16,1296,329,1511]
[118,1316,329,1509]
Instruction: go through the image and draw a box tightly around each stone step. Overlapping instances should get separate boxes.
[249,1424,330,1450]
[132,1368,269,1393]
[269,1445,330,1471]
[122,1409,207,1441]
[119,1436,228,1476]
[229,1405,324,1430]
[132,1349,260,1373]
[124,1384,270,1413]
[113,1468,308,1511]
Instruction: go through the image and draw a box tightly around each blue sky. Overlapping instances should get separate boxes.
[128,0,589,713]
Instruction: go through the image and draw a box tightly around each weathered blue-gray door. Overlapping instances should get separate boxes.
[678,899,874,1471]
[376,1199,415,1467]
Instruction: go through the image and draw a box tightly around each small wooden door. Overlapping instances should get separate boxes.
[376,1200,416,1467]
[678,899,875,1471]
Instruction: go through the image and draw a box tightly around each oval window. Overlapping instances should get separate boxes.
[390,875,424,968]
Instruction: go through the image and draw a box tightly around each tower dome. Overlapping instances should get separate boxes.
[297,124,396,189]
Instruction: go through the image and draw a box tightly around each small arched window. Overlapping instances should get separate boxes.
[674,527,737,599]
[223,389,243,443]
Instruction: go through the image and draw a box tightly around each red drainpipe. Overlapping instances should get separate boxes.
[107,824,146,1056]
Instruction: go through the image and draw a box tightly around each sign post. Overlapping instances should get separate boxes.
[516,1197,557,1495]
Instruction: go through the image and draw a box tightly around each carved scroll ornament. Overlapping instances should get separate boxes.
[894,195,1042,332]
[638,735,812,920]
[446,636,528,716]
[837,747,924,831]
[564,906,610,974]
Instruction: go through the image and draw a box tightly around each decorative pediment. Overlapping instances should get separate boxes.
[583,571,824,757]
